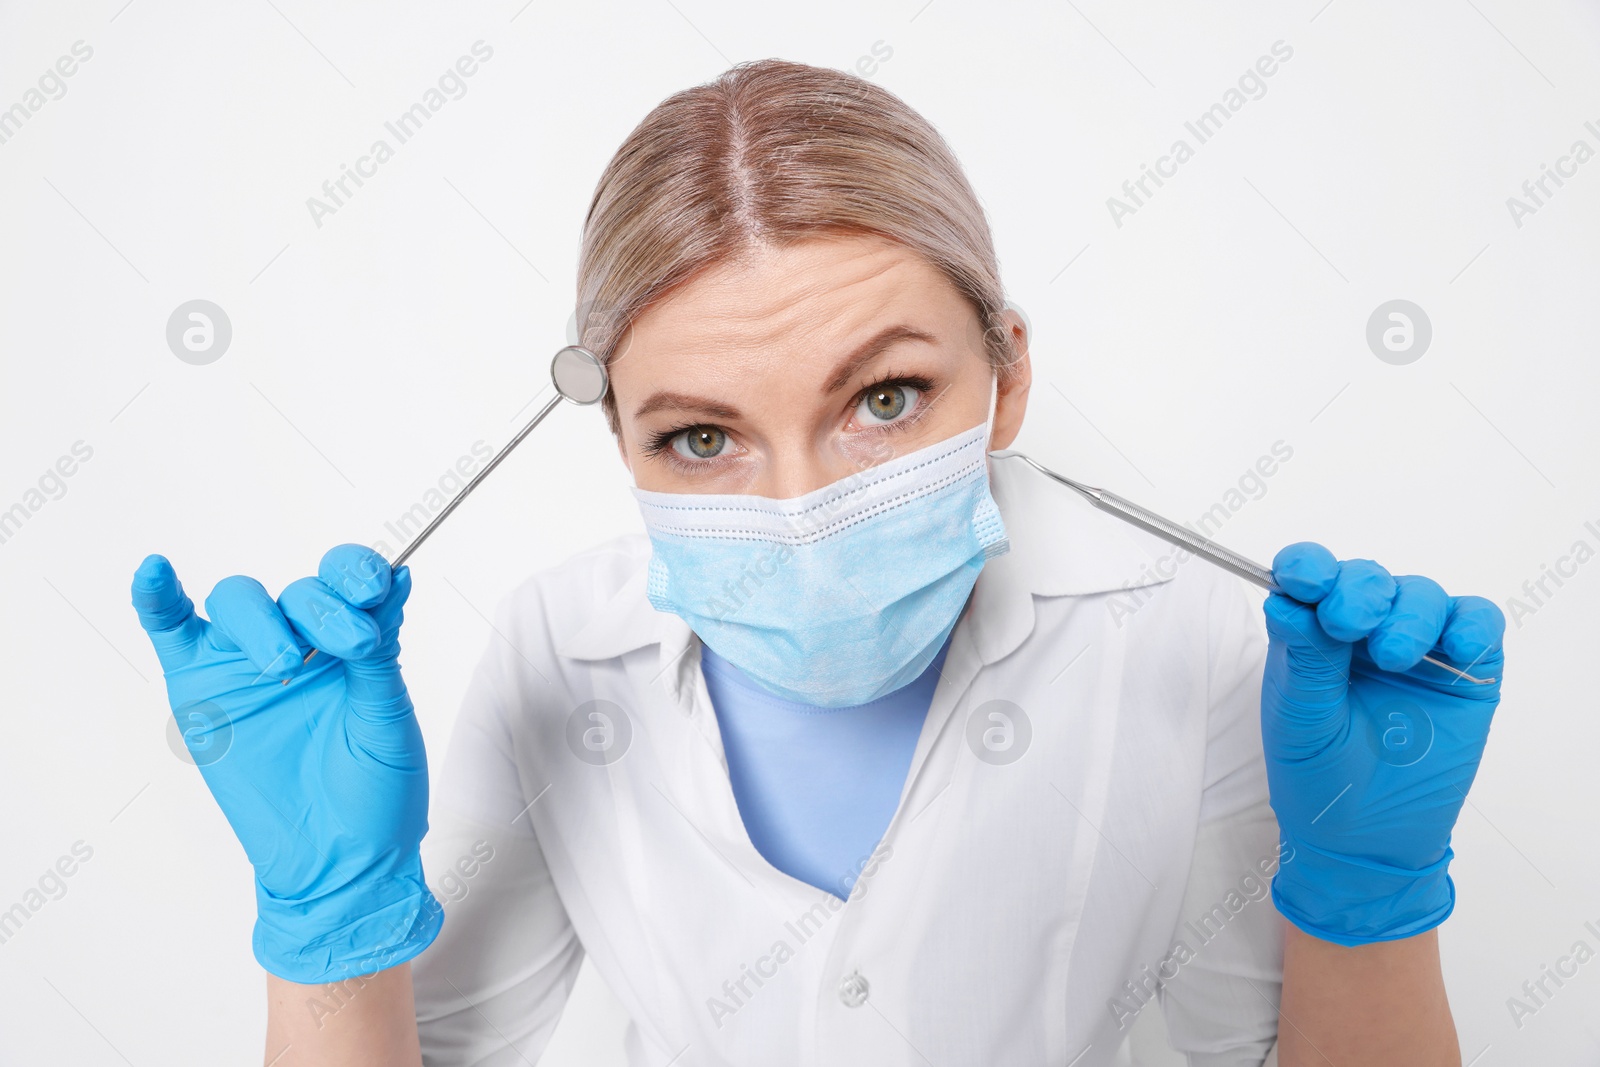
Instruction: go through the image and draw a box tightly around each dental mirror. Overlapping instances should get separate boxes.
[290,345,610,677]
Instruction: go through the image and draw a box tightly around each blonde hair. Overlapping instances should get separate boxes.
[576,58,1018,434]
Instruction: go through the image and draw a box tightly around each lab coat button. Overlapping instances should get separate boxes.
[838,970,869,1008]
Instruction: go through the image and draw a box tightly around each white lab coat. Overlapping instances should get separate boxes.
[412,453,1286,1066]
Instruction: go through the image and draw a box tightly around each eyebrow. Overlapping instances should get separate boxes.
[629,323,937,422]
[821,323,937,392]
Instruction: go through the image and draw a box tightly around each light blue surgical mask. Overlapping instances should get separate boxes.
[631,420,1010,707]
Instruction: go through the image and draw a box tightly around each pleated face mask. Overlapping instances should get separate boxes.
[630,420,1010,707]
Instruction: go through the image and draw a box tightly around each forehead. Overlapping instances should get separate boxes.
[623,234,968,356]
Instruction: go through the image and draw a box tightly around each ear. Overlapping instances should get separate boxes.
[988,309,1032,451]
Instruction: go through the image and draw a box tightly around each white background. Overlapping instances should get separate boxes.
[2,0,1598,1063]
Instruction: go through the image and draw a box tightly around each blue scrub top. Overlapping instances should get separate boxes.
[699,632,952,900]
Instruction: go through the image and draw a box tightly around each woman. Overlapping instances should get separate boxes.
[130,59,1503,1066]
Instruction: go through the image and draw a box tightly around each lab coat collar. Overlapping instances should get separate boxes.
[963,451,1177,665]
[554,451,1177,675]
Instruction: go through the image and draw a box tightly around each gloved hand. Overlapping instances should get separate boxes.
[130,544,442,984]
[1260,541,1506,946]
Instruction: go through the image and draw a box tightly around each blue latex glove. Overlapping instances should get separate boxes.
[130,545,442,983]
[1260,541,1506,946]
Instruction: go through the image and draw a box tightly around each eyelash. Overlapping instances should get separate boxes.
[641,372,938,467]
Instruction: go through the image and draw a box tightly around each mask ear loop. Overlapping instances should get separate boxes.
[983,366,1001,450]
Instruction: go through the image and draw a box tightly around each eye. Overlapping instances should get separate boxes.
[856,383,922,426]
[670,426,728,460]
